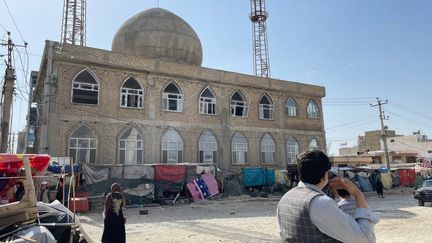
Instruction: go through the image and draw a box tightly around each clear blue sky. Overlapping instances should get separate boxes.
[1,0,431,155]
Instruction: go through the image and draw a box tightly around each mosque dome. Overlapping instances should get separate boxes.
[112,8,203,66]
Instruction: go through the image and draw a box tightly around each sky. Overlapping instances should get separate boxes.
[1,0,431,155]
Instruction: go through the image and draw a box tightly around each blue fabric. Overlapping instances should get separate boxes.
[355,175,374,192]
[242,167,275,187]
[194,177,210,198]
[47,165,79,174]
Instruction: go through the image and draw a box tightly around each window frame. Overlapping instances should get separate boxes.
[198,87,217,115]
[68,124,97,164]
[258,94,274,120]
[198,130,218,163]
[162,82,184,112]
[230,91,249,117]
[231,132,248,165]
[261,133,276,164]
[161,129,184,163]
[118,126,143,165]
[285,97,299,117]
[71,68,100,105]
[120,77,144,109]
[307,100,320,119]
[309,138,319,150]
[286,137,299,164]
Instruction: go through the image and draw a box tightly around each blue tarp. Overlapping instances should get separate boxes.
[242,167,275,187]
[47,165,79,174]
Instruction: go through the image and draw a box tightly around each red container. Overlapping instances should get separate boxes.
[69,197,89,212]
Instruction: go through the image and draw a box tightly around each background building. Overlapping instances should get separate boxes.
[34,8,326,172]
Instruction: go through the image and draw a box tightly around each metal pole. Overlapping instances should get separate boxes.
[371,98,390,169]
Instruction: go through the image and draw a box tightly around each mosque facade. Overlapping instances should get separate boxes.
[34,8,326,172]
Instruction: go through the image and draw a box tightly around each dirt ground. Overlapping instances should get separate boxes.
[79,190,432,243]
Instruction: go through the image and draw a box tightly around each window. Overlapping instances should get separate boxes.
[286,137,299,164]
[259,94,274,120]
[199,88,216,115]
[285,97,298,117]
[161,129,183,163]
[69,124,97,164]
[307,100,320,119]
[231,132,248,164]
[119,127,143,164]
[309,138,319,150]
[198,130,217,163]
[72,69,99,105]
[230,91,248,117]
[261,133,275,164]
[120,77,144,108]
[162,82,183,112]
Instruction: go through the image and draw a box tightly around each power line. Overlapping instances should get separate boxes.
[387,110,432,130]
[0,22,7,32]
[2,0,26,43]
[326,116,376,131]
[388,101,432,122]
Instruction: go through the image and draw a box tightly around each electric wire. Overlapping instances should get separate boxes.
[2,0,26,43]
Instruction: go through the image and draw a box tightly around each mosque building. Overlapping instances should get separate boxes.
[34,8,325,172]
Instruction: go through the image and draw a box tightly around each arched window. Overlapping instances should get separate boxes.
[259,94,274,120]
[286,137,299,164]
[198,130,217,163]
[261,133,275,164]
[161,129,183,163]
[285,97,298,117]
[120,77,144,108]
[69,124,97,164]
[309,138,319,150]
[307,100,320,119]
[231,132,248,164]
[199,87,216,115]
[230,91,248,117]
[72,69,99,105]
[162,82,183,112]
[119,127,143,164]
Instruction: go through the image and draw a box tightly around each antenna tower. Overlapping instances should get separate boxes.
[249,0,270,77]
[61,0,87,46]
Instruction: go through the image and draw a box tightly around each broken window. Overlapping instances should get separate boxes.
[285,97,298,117]
[286,137,299,164]
[307,100,320,119]
[230,91,248,117]
[259,94,274,120]
[161,129,183,163]
[72,69,99,105]
[261,133,275,164]
[231,132,248,164]
[199,88,216,115]
[119,127,143,164]
[69,124,97,164]
[162,82,183,112]
[120,77,144,108]
[198,130,217,163]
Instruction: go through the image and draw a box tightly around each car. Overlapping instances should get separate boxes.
[414,179,432,206]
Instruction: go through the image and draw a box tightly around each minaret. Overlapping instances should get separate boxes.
[249,0,270,77]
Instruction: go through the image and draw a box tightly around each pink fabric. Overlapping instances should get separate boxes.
[201,173,219,196]
[187,182,202,202]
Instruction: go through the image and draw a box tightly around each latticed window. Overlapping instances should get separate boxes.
[231,132,248,164]
[307,100,320,119]
[199,88,216,115]
[285,97,298,117]
[261,133,275,164]
[161,129,183,163]
[162,82,183,112]
[198,130,217,163]
[309,138,319,150]
[286,137,299,164]
[119,127,143,164]
[259,94,274,120]
[120,77,143,108]
[72,69,99,105]
[230,91,248,117]
[69,124,97,164]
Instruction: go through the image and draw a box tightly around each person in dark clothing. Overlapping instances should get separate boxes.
[55,177,68,204]
[14,181,25,202]
[376,179,384,198]
[102,183,126,243]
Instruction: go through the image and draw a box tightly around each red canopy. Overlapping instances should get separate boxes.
[0,154,51,173]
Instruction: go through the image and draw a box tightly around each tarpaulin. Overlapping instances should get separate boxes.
[47,165,79,174]
[398,169,416,186]
[0,154,50,173]
[154,165,186,183]
[123,165,154,179]
[82,163,108,185]
[242,167,275,187]
[381,172,393,189]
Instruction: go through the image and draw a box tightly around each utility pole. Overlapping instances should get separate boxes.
[370,98,390,169]
[0,32,27,153]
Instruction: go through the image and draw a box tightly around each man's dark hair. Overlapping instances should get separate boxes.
[297,150,331,184]
[337,189,350,198]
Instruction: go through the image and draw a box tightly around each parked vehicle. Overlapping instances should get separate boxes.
[413,179,432,206]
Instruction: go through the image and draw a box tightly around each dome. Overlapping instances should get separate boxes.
[112,8,203,66]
